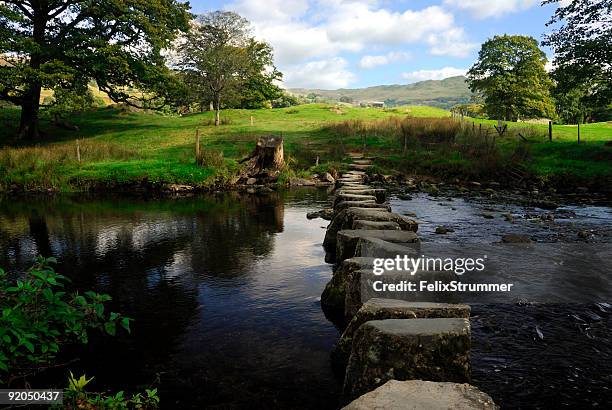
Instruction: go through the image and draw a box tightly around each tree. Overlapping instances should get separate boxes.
[467,35,556,122]
[0,0,191,139]
[543,0,612,122]
[176,11,282,123]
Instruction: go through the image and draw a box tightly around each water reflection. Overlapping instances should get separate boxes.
[0,191,340,409]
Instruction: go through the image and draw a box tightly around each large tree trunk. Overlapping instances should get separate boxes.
[18,6,45,140]
[18,86,42,140]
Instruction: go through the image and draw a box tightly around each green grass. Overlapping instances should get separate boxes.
[0,103,610,191]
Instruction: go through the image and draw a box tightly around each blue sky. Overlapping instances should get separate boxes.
[188,0,561,89]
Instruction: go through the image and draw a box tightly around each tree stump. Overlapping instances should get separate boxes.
[240,135,285,182]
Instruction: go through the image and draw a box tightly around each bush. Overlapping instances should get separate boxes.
[196,148,225,167]
[0,257,131,384]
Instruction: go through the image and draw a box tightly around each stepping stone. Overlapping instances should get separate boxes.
[334,299,470,366]
[336,189,386,203]
[336,230,419,263]
[324,208,418,253]
[342,380,497,410]
[321,258,375,309]
[348,153,365,158]
[345,266,460,318]
[333,194,378,207]
[346,170,367,176]
[352,220,400,230]
[350,164,371,171]
[353,160,372,165]
[342,318,471,402]
[334,201,391,213]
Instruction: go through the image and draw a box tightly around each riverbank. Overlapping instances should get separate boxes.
[1,104,611,194]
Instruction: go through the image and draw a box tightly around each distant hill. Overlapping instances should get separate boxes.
[288,76,471,109]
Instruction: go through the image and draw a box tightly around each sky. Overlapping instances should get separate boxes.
[188,0,563,90]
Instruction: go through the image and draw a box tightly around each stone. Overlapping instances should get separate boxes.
[354,237,419,260]
[289,177,315,186]
[342,318,471,402]
[435,226,453,234]
[333,299,470,366]
[352,220,401,230]
[343,267,460,319]
[402,211,417,217]
[342,380,498,410]
[531,199,559,210]
[353,160,372,165]
[165,184,194,192]
[347,170,367,176]
[336,230,419,263]
[246,178,258,185]
[350,164,371,171]
[336,189,386,203]
[397,194,413,201]
[481,213,494,219]
[501,234,532,243]
[334,194,379,207]
[321,258,375,309]
[324,172,335,184]
[335,201,391,213]
[324,208,418,252]
[306,208,334,220]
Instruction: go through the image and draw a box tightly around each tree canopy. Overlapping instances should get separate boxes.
[543,0,612,122]
[176,11,282,124]
[467,35,555,122]
[0,0,191,139]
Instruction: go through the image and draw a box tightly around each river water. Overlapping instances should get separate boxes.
[0,190,611,408]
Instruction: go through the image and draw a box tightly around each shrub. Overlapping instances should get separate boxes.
[0,257,131,384]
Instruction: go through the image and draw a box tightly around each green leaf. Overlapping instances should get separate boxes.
[120,317,131,334]
[22,340,35,353]
[104,322,116,336]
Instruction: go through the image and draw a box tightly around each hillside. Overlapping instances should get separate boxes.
[289,76,472,109]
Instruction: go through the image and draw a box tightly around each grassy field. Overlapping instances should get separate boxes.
[0,103,610,191]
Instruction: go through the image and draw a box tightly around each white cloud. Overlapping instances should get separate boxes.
[402,67,468,82]
[224,0,477,88]
[283,57,356,89]
[427,28,477,58]
[359,51,411,69]
[443,0,540,19]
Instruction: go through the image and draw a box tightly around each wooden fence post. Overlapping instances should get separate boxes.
[549,121,553,142]
[195,129,201,165]
[76,139,81,163]
[250,115,254,126]
[577,122,581,144]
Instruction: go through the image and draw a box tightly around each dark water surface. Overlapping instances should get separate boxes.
[2,190,612,409]
[0,190,341,409]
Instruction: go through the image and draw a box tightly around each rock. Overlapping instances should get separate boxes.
[165,184,194,192]
[344,266,459,318]
[289,177,315,186]
[321,258,375,309]
[334,299,470,367]
[503,213,514,222]
[306,208,335,221]
[469,181,481,188]
[336,189,386,203]
[435,226,455,234]
[342,318,471,403]
[397,194,413,200]
[336,230,419,263]
[354,237,419,260]
[246,177,258,185]
[352,220,401,230]
[532,200,559,210]
[481,213,494,219]
[342,380,498,410]
[350,164,371,171]
[577,186,589,193]
[335,201,392,213]
[334,194,379,207]
[402,211,417,217]
[324,172,335,184]
[501,234,532,243]
[578,230,592,239]
[324,208,418,252]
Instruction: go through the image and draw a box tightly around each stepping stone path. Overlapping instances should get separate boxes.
[309,153,497,408]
